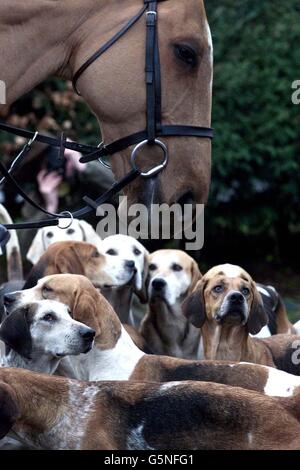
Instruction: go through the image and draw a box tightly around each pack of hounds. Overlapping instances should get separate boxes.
[0,204,300,450]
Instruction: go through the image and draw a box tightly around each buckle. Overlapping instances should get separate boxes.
[146,11,157,26]
[131,139,168,178]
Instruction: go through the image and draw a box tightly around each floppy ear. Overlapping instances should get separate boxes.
[26,229,45,265]
[182,279,207,328]
[134,249,149,304]
[247,282,269,335]
[55,246,85,274]
[78,220,102,247]
[188,259,202,295]
[72,289,101,336]
[0,383,20,439]
[0,307,32,358]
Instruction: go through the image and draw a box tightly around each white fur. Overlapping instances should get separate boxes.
[219,264,242,278]
[73,326,145,381]
[127,424,154,451]
[99,234,148,290]
[160,381,181,392]
[26,218,102,264]
[294,320,300,335]
[263,366,300,397]
[251,324,271,339]
[257,286,271,298]
[2,300,94,374]
[148,251,191,306]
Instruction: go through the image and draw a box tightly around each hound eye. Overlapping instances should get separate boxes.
[106,249,117,256]
[133,247,141,256]
[241,287,250,296]
[67,228,75,235]
[46,232,54,238]
[149,263,157,271]
[42,313,56,322]
[92,251,100,258]
[42,286,53,295]
[174,44,198,68]
[172,263,183,272]
[213,285,223,294]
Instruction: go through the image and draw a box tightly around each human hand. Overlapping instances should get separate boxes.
[37,169,62,213]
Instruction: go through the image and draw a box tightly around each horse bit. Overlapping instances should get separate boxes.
[0,0,213,233]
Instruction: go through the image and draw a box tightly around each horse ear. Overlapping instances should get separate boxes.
[0,382,20,439]
[72,289,101,336]
[0,307,32,358]
[188,259,202,295]
[134,249,149,304]
[26,229,45,265]
[55,246,85,274]
[247,282,269,335]
[182,279,207,328]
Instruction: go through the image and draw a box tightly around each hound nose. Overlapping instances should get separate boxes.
[229,292,244,305]
[125,260,135,270]
[152,278,166,291]
[3,293,16,307]
[79,327,96,341]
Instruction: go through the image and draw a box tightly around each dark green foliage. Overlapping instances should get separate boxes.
[204,0,300,269]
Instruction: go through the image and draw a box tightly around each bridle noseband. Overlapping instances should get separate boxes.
[0,0,213,231]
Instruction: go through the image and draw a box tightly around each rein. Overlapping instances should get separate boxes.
[0,0,213,232]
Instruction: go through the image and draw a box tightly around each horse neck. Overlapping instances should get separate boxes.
[0,0,102,104]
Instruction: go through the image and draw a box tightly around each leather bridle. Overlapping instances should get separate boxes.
[0,0,213,231]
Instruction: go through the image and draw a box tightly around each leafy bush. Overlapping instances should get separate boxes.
[204,0,300,269]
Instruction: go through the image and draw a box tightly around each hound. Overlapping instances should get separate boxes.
[182,263,300,374]
[22,240,136,290]
[26,218,102,265]
[5,274,300,396]
[99,234,149,325]
[1,368,300,450]
[0,300,95,374]
[140,249,202,359]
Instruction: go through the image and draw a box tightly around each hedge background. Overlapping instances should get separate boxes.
[0,0,299,315]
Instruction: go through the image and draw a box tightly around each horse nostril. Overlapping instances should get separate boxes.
[125,260,135,269]
[3,294,16,307]
[229,292,244,305]
[176,191,195,209]
[152,278,166,291]
[80,327,96,341]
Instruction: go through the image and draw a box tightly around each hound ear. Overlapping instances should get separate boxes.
[72,289,101,336]
[247,282,269,335]
[78,220,102,247]
[55,246,85,275]
[26,229,45,265]
[188,259,202,295]
[0,383,20,439]
[182,280,207,328]
[134,249,149,304]
[0,307,32,358]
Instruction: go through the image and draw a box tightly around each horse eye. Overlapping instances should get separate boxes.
[149,263,157,271]
[67,228,75,235]
[43,313,56,322]
[46,232,54,238]
[174,44,198,68]
[213,285,223,294]
[133,247,141,256]
[106,249,117,256]
[241,287,250,296]
[172,263,183,272]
